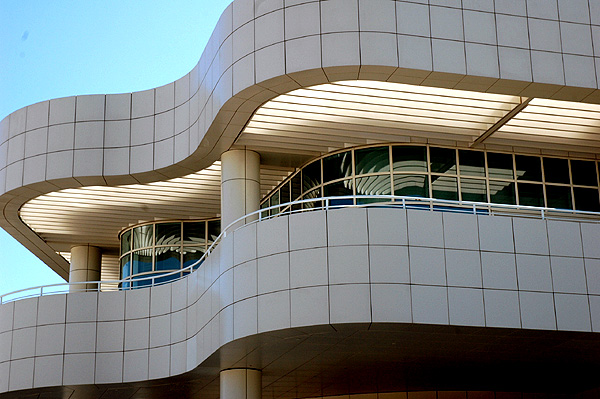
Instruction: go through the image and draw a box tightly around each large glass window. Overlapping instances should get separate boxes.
[259,144,600,216]
[120,219,220,285]
[392,146,427,172]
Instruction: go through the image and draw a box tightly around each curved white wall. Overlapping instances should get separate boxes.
[1,0,600,274]
[1,208,600,393]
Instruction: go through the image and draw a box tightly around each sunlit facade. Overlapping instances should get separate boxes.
[1,0,600,398]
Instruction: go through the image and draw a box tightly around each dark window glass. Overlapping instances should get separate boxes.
[487,153,514,180]
[392,146,427,172]
[132,225,153,249]
[571,160,598,186]
[517,183,544,207]
[355,175,391,196]
[183,247,205,269]
[515,155,542,182]
[302,188,322,209]
[355,147,390,175]
[132,250,152,274]
[543,158,570,184]
[489,180,516,205]
[460,178,487,202]
[323,151,352,183]
[270,190,280,216]
[291,173,302,201]
[323,180,353,206]
[120,255,131,279]
[393,175,429,197]
[121,230,131,254]
[323,180,353,197]
[155,222,180,246]
[207,220,221,245]
[183,222,205,246]
[280,182,291,205]
[155,247,180,271]
[430,147,457,175]
[459,150,485,177]
[260,201,269,219]
[302,160,321,193]
[574,187,600,212]
[546,185,572,209]
[431,176,458,200]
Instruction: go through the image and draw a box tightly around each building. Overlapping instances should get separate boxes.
[1,0,600,397]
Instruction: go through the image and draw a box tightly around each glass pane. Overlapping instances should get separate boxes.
[460,178,487,202]
[132,225,153,249]
[487,153,514,180]
[121,229,131,254]
[323,179,353,197]
[302,160,321,193]
[155,247,180,271]
[183,222,205,246]
[291,173,302,201]
[323,151,352,183]
[546,185,572,209]
[207,220,221,245]
[355,175,391,196]
[132,250,152,275]
[302,188,322,209]
[183,246,206,269]
[574,187,600,212]
[518,183,544,207]
[392,146,427,172]
[323,180,353,206]
[270,190,280,216]
[430,147,457,175]
[431,176,458,200]
[155,222,181,246]
[355,147,390,175]
[571,160,598,186]
[280,182,291,205]
[393,175,429,197]
[515,155,542,182]
[459,150,485,177]
[489,180,516,205]
[120,255,131,279]
[543,157,570,184]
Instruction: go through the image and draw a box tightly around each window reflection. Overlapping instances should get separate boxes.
[487,153,513,180]
[430,147,457,175]
[392,146,427,172]
[431,176,458,201]
[394,175,429,197]
[515,155,542,182]
[460,178,486,202]
[459,150,485,177]
[355,147,389,175]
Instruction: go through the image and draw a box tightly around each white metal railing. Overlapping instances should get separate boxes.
[2,195,599,305]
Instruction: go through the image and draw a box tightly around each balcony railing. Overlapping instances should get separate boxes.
[2,195,599,304]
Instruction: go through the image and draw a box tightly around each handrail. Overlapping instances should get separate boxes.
[2,194,599,304]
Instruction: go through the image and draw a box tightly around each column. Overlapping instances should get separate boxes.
[220,369,261,399]
[221,149,261,230]
[69,244,102,292]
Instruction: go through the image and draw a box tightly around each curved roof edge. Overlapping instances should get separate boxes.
[1,0,600,274]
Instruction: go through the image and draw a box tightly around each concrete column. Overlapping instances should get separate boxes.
[220,369,261,399]
[69,245,102,292]
[221,149,261,230]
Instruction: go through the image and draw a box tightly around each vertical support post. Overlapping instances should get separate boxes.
[220,369,261,399]
[221,150,261,230]
[69,245,102,292]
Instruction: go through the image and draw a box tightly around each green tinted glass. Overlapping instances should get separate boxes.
[392,146,427,172]
[430,147,457,175]
[515,155,542,182]
[517,183,544,207]
[355,147,389,175]
[460,178,487,202]
[459,150,485,177]
[393,175,429,197]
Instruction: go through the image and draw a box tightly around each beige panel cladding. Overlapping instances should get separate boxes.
[1,208,600,394]
[0,0,600,281]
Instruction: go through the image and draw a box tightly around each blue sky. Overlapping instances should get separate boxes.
[0,0,231,296]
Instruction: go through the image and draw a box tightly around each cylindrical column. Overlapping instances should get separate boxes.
[221,149,261,230]
[69,245,102,292]
[220,369,261,399]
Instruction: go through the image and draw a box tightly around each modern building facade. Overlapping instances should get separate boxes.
[1,0,600,397]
